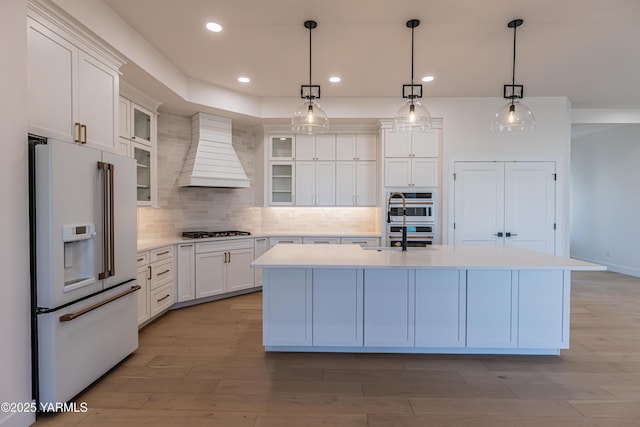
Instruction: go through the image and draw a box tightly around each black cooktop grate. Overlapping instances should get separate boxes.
[181,230,251,239]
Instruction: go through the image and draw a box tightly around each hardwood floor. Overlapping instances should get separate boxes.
[33,271,640,426]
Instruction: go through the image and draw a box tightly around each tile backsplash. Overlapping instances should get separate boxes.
[137,113,380,240]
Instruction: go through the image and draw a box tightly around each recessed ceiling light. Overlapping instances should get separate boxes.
[238,76,250,83]
[422,76,434,82]
[205,22,223,33]
[329,76,341,83]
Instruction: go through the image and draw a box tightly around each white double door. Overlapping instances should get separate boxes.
[453,161,556,254]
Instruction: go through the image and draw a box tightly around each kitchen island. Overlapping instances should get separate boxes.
[251,244,605,355]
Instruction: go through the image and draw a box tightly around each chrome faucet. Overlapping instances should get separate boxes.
[387,192,408,251]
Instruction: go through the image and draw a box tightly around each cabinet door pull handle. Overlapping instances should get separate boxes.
[81,124,87,144]
[156,250,170,256]
[137,257,144,262]
[147,265,152,280]
[74,123,82,143]
[157,294,171,303]
[180,244,193,248]
[157,269,171,276]
[492,232,504,237]
[228,252,231,263]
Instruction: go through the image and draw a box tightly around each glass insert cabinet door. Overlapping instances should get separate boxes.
[134,145,151,204]
[132,105,152,143]
[270,163,293,204]
[270,136,294,160]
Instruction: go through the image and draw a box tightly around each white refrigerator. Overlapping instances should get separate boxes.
[30,136,139,406]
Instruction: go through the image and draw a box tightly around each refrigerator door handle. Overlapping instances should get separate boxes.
[59,285,141,322]
[98,162,115,280]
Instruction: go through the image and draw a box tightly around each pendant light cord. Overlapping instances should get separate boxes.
[512,23,517,91]
[411,24,415,87]
[308,24,313,90]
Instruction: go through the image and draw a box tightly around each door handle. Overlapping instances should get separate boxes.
[492,232,504,237]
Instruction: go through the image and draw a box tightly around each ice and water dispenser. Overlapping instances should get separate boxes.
[62,223,97,292]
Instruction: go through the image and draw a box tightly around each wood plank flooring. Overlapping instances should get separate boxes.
[33,271,640,426]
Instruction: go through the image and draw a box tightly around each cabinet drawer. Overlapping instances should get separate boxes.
[136,251,149,268]
[269,237,303,247]
[302,237,341,244]
[340,237,381,246]
[150,282,173,318]
[150,245,173,263]
[150,258,173,290]
[196,238,254,254]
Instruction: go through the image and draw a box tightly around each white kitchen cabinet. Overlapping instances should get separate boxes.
[176,243,196,302]
[383,127,440,188]
[119,89,160,207]
[363,269,415,347]
[135,263,150,325]
[453,161,556,253]
[302,237,341,244]
[263,269,312,346]
[415,270,466,347]
[336,134,377,161]
[336,160,377,206]
[312,269,363,346]
[136,245,175,326]
[195,240,255,298]
[385,130,438,158]
[27,9,123,152]
[269,136,295,160]
[385,157,438,187]
[269,237,303,247]
[518,270,570,349]
[295,161,335,206]
[269,162,294,205]
[295,134,335,161]
[253,237,268,287]
[466,270,518,348]
[340,237,381,246]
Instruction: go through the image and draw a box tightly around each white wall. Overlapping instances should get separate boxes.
[0,1,35,426]
[571,124,640,277]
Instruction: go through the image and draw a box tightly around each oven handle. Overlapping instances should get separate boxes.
[388,201,434,205]
[59,285,141,322]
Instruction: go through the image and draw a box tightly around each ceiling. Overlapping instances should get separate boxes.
[102,0,640,116]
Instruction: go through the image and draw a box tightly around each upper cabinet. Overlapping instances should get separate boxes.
[27,1,125,152]
[295,135,336,161]
[119,83,161,207]
[260,127,380,207]
[383,121,442,188]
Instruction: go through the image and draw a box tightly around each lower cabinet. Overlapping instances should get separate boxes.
[415,270,466,348]
[176,243,195,302]
[262,267,571,352]
[466,270,518,348]
[195,239,254,299]
[253,237,268,287]
[136,245,175,326]
[312,269,363,346]
[363,269,415,347]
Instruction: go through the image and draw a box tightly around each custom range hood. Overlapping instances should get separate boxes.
[178,113,250,188]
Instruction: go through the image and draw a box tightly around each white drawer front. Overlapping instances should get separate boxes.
[150,282,173,317]
[269,237,303,247]
[150,258,173,290]
[136,251,149,268]
[150,245,173,263]
[340,237,381,246]
[302,237,341,244]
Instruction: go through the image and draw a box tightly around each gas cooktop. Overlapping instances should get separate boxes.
[181,230,251,239]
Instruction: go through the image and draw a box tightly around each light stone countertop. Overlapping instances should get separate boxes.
[251,244,606,271]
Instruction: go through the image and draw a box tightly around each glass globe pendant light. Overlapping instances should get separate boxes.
[491,19,535,133]
[292,20,329,134]
[393,19,432,133]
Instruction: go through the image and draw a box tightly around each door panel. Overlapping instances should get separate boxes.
[505,162,556,254]
[454,162,504,245]
[315,161,335,206]
[336,162,356,206]
[226,248,255,292]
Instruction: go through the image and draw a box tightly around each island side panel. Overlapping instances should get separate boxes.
[263,268,312,346]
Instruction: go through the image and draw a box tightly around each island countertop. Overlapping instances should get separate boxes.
[251,244,605,271]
